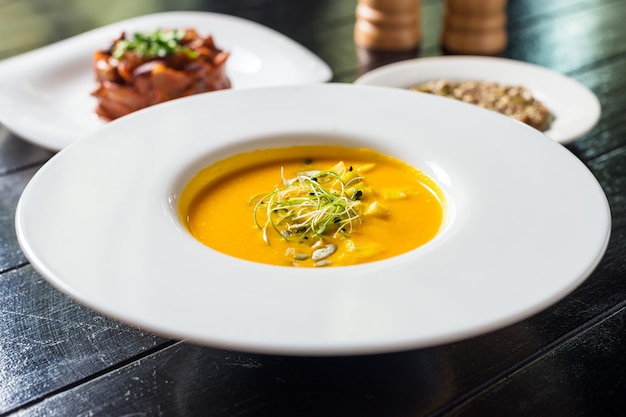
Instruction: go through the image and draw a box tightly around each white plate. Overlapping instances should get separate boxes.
[355,56,601,144]
[16,84,610,355]
[0,11,331,151]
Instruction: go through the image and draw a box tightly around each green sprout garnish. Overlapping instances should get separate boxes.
[112,29,199,60]
[250,167,364,245]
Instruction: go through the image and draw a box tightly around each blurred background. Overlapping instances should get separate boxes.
[2,0,443,82]
[1,0,619,83]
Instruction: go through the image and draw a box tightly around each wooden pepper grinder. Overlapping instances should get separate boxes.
[354,0,421,51]
[442,0,508,55]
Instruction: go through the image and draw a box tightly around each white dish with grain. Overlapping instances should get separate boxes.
[355,56,601,144]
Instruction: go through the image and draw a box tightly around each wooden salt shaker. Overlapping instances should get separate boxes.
[442,0,508,55]
[354,0,421,51]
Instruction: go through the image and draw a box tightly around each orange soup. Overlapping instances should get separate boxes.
[179,145,445,267]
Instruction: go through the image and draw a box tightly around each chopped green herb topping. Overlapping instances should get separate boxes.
[112,29,199,60]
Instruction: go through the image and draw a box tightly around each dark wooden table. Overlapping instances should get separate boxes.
[1,0,625,415]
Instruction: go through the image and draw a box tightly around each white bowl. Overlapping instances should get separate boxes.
[16,83,610,355]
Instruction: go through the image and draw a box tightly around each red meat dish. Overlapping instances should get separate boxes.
[92,28,231,120]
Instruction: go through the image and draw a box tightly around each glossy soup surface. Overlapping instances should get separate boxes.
[179,145,445,267]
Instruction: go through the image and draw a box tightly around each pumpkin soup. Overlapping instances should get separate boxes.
[179,145,445,267]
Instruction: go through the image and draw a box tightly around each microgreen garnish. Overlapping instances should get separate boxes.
[250,167,364,245]
[112,29,199,60]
